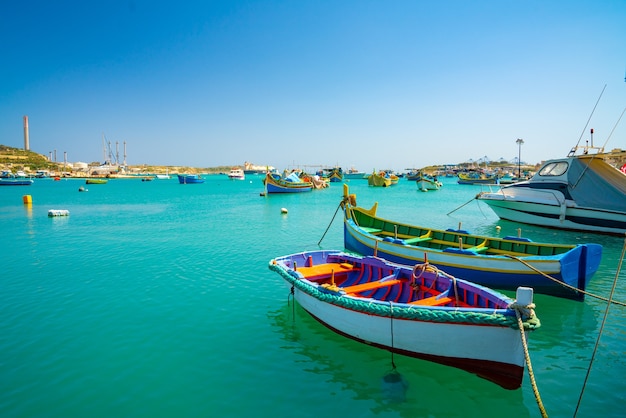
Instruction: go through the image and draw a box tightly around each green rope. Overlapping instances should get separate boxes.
[269,262,541,330]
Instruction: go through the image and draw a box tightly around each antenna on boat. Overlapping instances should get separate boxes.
[569,84,606,156]
[599,106,626,151]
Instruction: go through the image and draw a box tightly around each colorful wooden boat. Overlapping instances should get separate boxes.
[367,170,393,187]
[269,249,540,389]
[85,179,108,184]
[322,167,343,183]
[415,173,442,191]
[341,185,602,300]
[177,174,205,184]
[457,172,498,184]
[263,172,313,193]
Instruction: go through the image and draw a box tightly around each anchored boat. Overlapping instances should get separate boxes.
[341,185,602,300]
[269,249,540,389]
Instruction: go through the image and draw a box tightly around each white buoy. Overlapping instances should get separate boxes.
[281,208,288,214]
[48,209,70,217]
[496,226,501,232]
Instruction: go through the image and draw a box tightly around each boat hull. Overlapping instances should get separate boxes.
[294,288,525,389]
[177,175,205,184]
[478,192,626,235]
[0,179,33,186]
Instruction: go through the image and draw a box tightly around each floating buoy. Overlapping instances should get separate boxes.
[48,209,70,217]
[260,192,266,197]
[496,226,501,233]
[281,208,288,214]
[78,186,87,192]
[22,195,32,205]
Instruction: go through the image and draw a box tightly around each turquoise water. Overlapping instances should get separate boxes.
[1,176,624,418]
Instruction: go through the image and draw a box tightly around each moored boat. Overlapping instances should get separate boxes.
[458,171,498,184]
[322,167,343,183]
[269,249,540,390]
[341,185,602,300]
[0,178,34,186]
[177,174,205,184]
[367,170,395,187]
[478,140,626,235]
[263,172,313,193]
[228,167,246,180]
[86,179,108,184]
[344,167,367,179]
[415,172,442,191]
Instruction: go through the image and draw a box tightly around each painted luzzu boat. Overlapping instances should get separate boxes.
[177,174,204,184]
[341,185,602,300]
[263,172,313,193]
[269,249,540,390]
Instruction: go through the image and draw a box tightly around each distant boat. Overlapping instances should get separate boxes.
[413,172,442,191]
[478,142,626,235]
[228,167,245,180]
[86,179,108,184]
[177,174,205,184]
[344,167,367,179]
[367,170,396,187]
[263,172,312,193]
[155,169,170,180]
[457,172,498,185]
[322,167,343,182]
[0,178,34,186]
[269,249,541,390]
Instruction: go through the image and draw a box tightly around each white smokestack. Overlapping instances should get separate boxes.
[23,116,30,151]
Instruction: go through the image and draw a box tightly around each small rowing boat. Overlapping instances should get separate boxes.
[269,249,540,389]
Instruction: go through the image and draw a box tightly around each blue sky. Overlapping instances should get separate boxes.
[1,1,625,171]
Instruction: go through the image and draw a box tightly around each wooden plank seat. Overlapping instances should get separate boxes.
[360,227,383,234]
[409,295,453,306]
[295,263,358,280]
[342,279,402,295]
[467,246,489,253]
[404,236,433,245]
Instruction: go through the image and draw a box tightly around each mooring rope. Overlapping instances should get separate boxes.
[511,302,548,418]
[573,236,626,417]
[389,301,397,370]
[505,255,626,307]
[317,198,348,246]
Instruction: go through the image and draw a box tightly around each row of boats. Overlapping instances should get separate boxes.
[268,143,626,391]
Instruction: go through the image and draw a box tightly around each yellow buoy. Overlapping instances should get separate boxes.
[22,195,32,205]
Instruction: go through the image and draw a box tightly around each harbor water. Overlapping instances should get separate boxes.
[1,175,624,417]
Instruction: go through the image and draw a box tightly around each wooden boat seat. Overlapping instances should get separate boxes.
[410,295,453,306]
[404,236,433,245]
[467,246,489,253]
[342,279,402,294]
[360,227,383,234]
[295,263,358,279]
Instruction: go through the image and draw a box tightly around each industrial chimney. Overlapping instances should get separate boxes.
[23,116,30,151]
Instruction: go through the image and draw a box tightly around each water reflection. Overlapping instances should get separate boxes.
[268,302,531,418]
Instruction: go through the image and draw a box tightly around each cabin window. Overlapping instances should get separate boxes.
[538,161,568,177]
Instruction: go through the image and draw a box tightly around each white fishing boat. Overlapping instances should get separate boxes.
[478,133,626,235]
[228,167,245,180]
